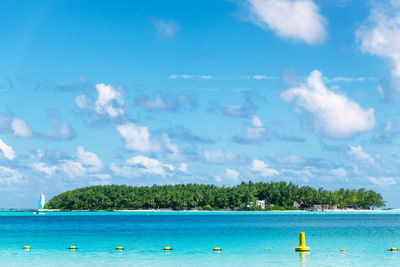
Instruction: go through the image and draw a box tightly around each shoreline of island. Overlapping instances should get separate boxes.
[32,208,400,213]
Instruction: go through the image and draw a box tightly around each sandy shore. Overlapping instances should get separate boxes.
[41,208,400,213]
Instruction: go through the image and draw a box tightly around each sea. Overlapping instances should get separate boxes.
[0,211,399,266]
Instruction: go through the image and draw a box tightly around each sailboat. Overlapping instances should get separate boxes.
[34,192,45,215]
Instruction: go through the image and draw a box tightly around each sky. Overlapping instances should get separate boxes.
[1,0,400,208]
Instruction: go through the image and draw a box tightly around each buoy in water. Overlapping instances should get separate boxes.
[387,247,398,251]
[295,232,310,252]
[24,246,30,250]
[116,247,124,250]
[69,246,77,250]
[163,247,172,251]
[265,249,270,251]
[213,247,222,251]
[341,249,347,252]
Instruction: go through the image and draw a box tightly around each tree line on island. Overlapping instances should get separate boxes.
[45,181,385,211]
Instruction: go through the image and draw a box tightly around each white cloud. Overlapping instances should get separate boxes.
[0,139,15,160]
[246,115,266,140]
[139,95,169,110]
[179,163,188,172]
[276,154,305,165]
[110,155,178,178]
[152,18,180,40]
[163,134,184,161]
[127,156,170,176]
[282,167,314,177]
[45,113,75,140]
[0,166,24,185]
[348,145,375,165]
[331,167,347,177]
[32,146,105,179]
[226,168,240,180]
[75,94,88,109]
[136,93,196,112]
[203,150,236,164]
[369,176,396,187]
[226,104,246,117]
[251,115,263,127]
[281,70,375,138]
[385,119,393,134]
[169,74,213,80]
[12,119,33,138]
[117,123,160,152]
[76,146,103,172]
[324,76,377,83]
[61,160,86,178]
[94,83,124,118]
[31,162,57,176]
[248,0,327,44]
[357,1,400,78]
[252,75,275,80]
[251,159,279,177]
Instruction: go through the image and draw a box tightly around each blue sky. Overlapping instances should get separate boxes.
[1,0,400,208]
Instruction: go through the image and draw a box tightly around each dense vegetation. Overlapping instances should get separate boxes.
[45,182,385,210]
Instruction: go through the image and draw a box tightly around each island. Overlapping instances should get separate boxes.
[45,181,385,211]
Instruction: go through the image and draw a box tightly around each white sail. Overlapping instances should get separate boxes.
[38,193,45,210]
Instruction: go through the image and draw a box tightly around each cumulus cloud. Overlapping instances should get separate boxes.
[0,139,15,160]
[348,145,375,165]
[331,167,348,177]
[0,166,24,185]
[75,94,88,109]
[369,176,396,187]
[275,154,306,165]
[31,146,106,179]
[233,115,267,143]
[250,159,279,177]
[45,111,76,140]
[136,93,197,112]
[282,167,315,178]
[357,1,400,94]
[31,162,57,176]
[110,155,184,178]
[94,83,124,118]
[246,115,266,140]
[159,125,215,144]
[151,18,180,40]
[281,70,375,138]
[75,83,125,118]
[60,160,86,178]
[76,146,103,172]
[203,150,237,164]
[226,168,240,180]
[178,163,188,173]
[247,0,327,44]
[12,118,33,138]
[163,134,185,161]
[224,103,254,117]
[117,123,160,152]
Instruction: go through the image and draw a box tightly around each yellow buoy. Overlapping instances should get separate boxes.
[388,247,398,251]
[116,246,124,250]
[69,246,77,250]
[24,246,30,250]
[163,247,172,251]
[341,249,347,252]
[265,249,270,251]
[295,232,310,252]
[213,247,222,251]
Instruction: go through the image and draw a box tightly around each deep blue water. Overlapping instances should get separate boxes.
[0,211,400,266]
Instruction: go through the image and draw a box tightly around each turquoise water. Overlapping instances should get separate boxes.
[1,211,400,266]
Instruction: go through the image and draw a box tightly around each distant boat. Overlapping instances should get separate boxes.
[34,193,45,215]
